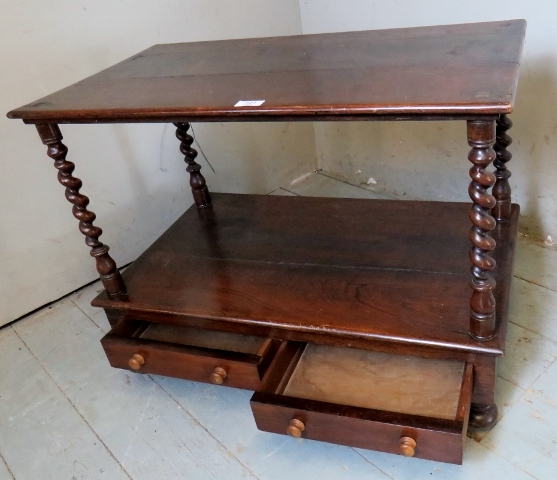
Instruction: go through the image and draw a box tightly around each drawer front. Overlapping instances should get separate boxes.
[101,320,279,390]
[251,396,465,464]
[251,342,473,464]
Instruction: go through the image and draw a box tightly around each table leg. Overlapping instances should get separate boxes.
[493,114,513,221]
[467,120,497,340]
[174,122,212,208]
[35,123,126,298]
[469,358,498,430]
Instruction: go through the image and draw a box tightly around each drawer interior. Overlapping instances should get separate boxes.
[282,344,465,420]
[138,323,270,356]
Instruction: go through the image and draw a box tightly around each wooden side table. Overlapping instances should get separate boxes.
[7,19,526,464]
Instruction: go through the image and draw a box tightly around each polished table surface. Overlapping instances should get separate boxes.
[8,20,525,123]
[92,193,519,357]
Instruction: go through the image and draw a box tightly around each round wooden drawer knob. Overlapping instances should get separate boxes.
[399,436,417,457]
[128,353,145,371]
[210,367,228,385]
[286,419,305,438]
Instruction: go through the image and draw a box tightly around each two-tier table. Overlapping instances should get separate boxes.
[7,19,526,464]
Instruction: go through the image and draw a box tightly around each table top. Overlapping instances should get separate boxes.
[8,20,526,124]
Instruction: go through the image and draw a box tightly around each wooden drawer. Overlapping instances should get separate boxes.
[251,342,473,464]
[101,320,280,390]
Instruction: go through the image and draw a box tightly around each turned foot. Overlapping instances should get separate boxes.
[469,403,498,430]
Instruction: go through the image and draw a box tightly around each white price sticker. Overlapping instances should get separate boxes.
[234,100,265,107]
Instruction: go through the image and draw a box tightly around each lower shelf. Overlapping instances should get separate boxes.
[251,341,473,464]
[93,193,519,357]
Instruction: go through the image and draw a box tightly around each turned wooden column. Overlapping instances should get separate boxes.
[174,122,212,208]
[35,123,126,298]
[467,120,497,340]
[492,114,513,221]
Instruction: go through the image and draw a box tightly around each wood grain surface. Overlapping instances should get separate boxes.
[93,193,520,357]
[7,20,525,123]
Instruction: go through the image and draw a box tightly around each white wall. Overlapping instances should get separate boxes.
[0,1,315,326]
[300,1,557,241]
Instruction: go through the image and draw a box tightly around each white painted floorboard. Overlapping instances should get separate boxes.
[0,321,130,480]
[10,301,257,480]
[1,172,556,479]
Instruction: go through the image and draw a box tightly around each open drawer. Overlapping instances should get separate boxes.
[101,319,281,390]
[251,342,473,464]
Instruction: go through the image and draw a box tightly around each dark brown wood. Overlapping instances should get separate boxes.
[35,123,126,297]
[493,114,513,221]
[467,120,497,340]
[174,122,211,208]
[469,403,498,430]
[257,341,306,394]
[92,193,519,357]
[21,113,498,125]
[101,319,281,390]
[251,397,466,463]
[471,357,497,407]
[104,309,125,327]
[7,20,525,124]
[251,343,474,464]
[8,22,526,463]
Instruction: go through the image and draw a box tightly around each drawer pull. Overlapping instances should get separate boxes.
[399,436,417,457]
[210,367,228,385]
[286,419,306,438]
[128,353,145,370]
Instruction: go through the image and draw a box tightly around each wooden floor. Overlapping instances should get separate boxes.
[1,172,556,480]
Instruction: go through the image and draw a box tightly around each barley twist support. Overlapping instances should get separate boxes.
[467,120,497,340]
[492,114,513,221]
[174,122,212,208]
[35,123,126,298]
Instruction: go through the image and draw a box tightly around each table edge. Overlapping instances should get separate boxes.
[7,103,512,124]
